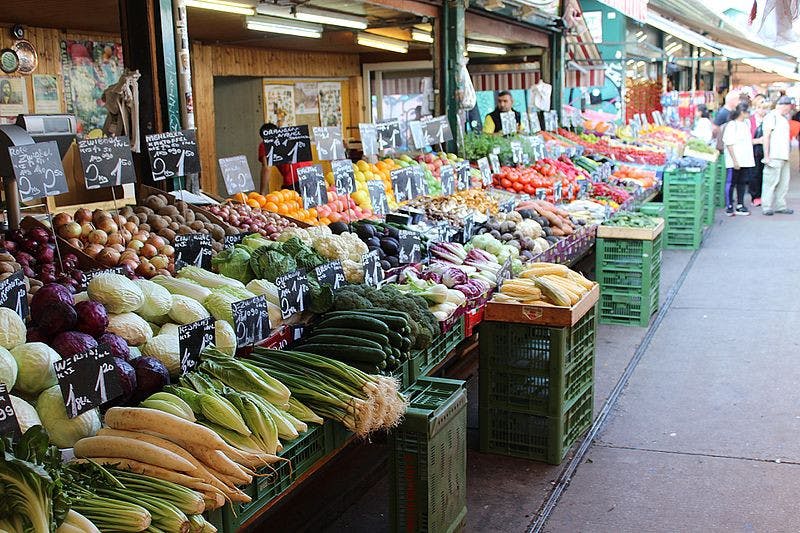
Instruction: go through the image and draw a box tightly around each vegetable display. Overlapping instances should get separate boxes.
[492,262,595,307]
[601,211,660,228]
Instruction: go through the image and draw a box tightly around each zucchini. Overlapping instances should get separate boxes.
[310,328,390,348]
[316,315,389,335]
[297,343,386,364]
[327,310,410,334]
[300,334,385,353]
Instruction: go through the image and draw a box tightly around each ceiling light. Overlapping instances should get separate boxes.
[246,16,323,38]
[467,42,508,55]
[411,29,434,43]
[256,4,368,29]
[357,33,409,53]
[483,0,505,10]
[185,0,255,15]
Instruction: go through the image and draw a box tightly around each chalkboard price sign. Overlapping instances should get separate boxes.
[456,161,471,191]
[315,261,346,291]
[359,123,378,156]
[313,126,345,161]
[261,125,312,166]
[535,188,548,201]
[362,250,384,287]
[78,136,136,190]
[497,257,513,290]
[276,270,310,319]
[367,180,388,216]
[408,120,426,150]
[398,229,422,264]
[0,383,20,438]
[224,233,246,247]
[529,112,541,133]
[376,119,401,151]
[499,198,515,213]
[0,271,28,320]
[554,180,562,203]
[232,295,270,347]
[178,317,214,375]
[578,179,588,199]
[8,141,69,202]
[440,164,455,196]
[174,234,212,270]
[391,167,414,203]
[53,345,124,419]
[297,164,327,209]
[332,159,356,196]
[489,153,501,175]
[218,155,255,196]
[145,129,201,181]
[510,141,523,164]
[79,267,127,291]
[421,115,453,145]
[500,111,518,135]
[410,165,427,196]
[478,157,492,186]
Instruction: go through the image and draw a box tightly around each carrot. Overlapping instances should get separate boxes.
[74,435,196,473]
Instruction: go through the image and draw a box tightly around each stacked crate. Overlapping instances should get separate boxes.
[663,169,704,249]
[390,377,467,533]
[715,160,726,209]
[478,307,596,464]
[704,160,717,226]
[595,222,663,327]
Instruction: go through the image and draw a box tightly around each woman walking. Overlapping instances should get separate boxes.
[722,103,755,216]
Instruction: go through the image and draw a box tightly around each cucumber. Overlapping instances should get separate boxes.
[384,329,405,349]
[316,315,389,335]
[327,310,410,334]
[297,343,386,364]
[300,334,385,353]
[310,328,390,348]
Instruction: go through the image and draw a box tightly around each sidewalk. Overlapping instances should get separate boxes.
[543,179,800,531]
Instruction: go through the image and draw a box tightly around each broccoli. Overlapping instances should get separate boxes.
[332,292,374,311]
[307,277,334,314]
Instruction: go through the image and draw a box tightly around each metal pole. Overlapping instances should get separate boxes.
[3,178,19,230]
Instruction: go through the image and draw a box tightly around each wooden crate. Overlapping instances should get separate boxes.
[596,218,664,241]
[483,284,599,327]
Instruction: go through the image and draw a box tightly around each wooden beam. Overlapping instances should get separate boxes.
[361,0,439,18]
[465,11,549,47]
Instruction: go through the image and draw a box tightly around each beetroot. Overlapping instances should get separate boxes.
[98,332,130,361]
[30,283,74,318]
[37,301,77,334]
[75,301,109,338]
[51,331,97,359]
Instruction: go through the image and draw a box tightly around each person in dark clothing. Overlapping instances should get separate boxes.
[750,100,771,206]
[483,91,521,134]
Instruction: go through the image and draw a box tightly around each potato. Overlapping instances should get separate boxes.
[134,206,153,216]
[168,222,180,231]
[158,228,177,242]
[138,223,151,232]
[184,210,195,224]
[173,214,185,225]
[196,213,209,223]
[174,200,188,213]
[127,215,140,224]
[212,241,223,253]
[199,228,210,235]
[145,195,166,211]
[0,263,14,274]
[224,226,239,236]
[189,221,205,231]
[161,216,172,224]
[203,222,214,231]
[149,218,167,232]
[177,225,193,235]
[120,206,134,217]
[209,225,225,242]
[159,205,180,218]
[135,213,148,225]
[29,279,42,288]
[0,252,15,262]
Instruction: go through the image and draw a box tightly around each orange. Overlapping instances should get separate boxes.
[248,191,260,200]
[265,202,279,212]
[266,193,280,204]
[278,204,290,215]
[319,217,331,225]
[247,199,260,208]
[233,192,248,203]
[257,196,267,208]
[308,208,317,219]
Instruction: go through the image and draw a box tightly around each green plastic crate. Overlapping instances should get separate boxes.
[596,234,662,272]
[412,316,465,378]
[479,383,594,464]
[221,423,329,531]
[715,163,727,209]
[664,227,703,250]
[664,213,703,233]
[639,202,664,217]
[703,164,716,226]
[203,507,225,532]
[599,283,659,327]
[479,308,596,417]
[391,377,468,533]
[596,256,660,293]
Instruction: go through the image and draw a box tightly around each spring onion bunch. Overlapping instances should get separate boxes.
[248,349,407,437]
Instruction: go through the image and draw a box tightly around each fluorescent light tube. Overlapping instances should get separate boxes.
[467,42,508,55]
[294,6,368,29]
[185,0,255,15]
[357,33,408,53]
[246,16,323,38]
[411,29,434,43]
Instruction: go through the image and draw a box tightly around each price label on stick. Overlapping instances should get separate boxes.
[398,230,422,264]
[362,251,384,287]
[554,181,563,203]
[510,142,523,164]
[78,136,136,190]
[178,318,214,375]
[391,167,414,203]
[276,270,310,319]
[367,180,388,216]
[440,164,455,196]
[297,164,327,209]
[9,141,69,202]
[359,123,378,156]
[456,161,471,191]
[408,120,427,150]
[376,119,401,152]
[535,188,548,201]
[224,233,246,247]
[529,112,541,133]
[232,295,270,347]
[500,111,518,135]
[218,155,255,196]
[0,271,28,320]
[578,179,588,199]
[313,126,345,161]
[500,198,515,213]
[497,257,513,290]
[53,345,124,419]
[410,166,427,197]
[489,153,502,175]
[0,383,20,438]
[478,157,492,186]
[461,214,475,243]
[173,234,212,270]
[145,129,200,181]
[421,115,453,145]
[315,261,346,291]
[332,159,356,196]
[260,125,312,166]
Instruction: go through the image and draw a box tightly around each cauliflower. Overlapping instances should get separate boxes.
[342,259,365,283]
[516,219,544,239]
[312,233,368,263]
[277,227,312,245]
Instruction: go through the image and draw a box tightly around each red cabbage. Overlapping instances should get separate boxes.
[75,301,109,338]
[51,331,97,359]
[132,356,170,402]
[30,283,74,318]
[37,301,77,334]
[112,357,137,404]
[98,333,131,361]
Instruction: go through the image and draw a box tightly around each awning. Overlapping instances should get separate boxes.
[646,12,721,54]
[595,0,648,23]
[719,45,800,81]
[470,71,542,92]
[564,0,606,87]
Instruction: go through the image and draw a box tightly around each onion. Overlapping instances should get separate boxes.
[97,217,118,235]
[150,254,168,269]
[140,243,157,259]
[160,244,174,257]
[74,208,92,224]
[110,243,125,253]
[119,250,139,263]
[123,221,138,233]
[146,235,166,251]
[133,231,150,242]
[52,212,72,228]
[88,229,108,245]
[106,232,124,247]
[58,222,82,240]
[67,238,83,250]
[156,268,171,277]
[96,247,121,267]
[80,222,95,239]
[84,243,103,258]
[127,239,144,252]
[113,214,127,227]
[118,229,132,243]
[136,260,157,277]
[92,209,110,225]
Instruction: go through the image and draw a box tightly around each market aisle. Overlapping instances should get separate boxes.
[543,178,800,532]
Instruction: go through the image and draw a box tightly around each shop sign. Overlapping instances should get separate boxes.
[78,136,136,190]
[232,295,270,347]
[8,141,69,201]
[260,125,312,166]
[178,317,214,374]
[218,154,255,196]
[367,180,388,216]
[421,115,453,145]
[376,119,401,151]
[0,271,27,321]
[296,164,327,208]
[332,159,356,196]
[276,270,310,319]
[224,233,246,247]
[359,123,378,155]
[145,129,201,180]
[478,157,492,186]
[53,345,123,419]
[313,126,345,161]
[440,164,455,195]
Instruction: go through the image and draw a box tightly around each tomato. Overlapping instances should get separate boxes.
[500,178,512,189]
[512,181,524,191]
[523,183,536,195]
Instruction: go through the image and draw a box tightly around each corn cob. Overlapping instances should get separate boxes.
[520,262,572,278]
[540,275,583,304]
[533,277,572,306]
[567,270,595,290]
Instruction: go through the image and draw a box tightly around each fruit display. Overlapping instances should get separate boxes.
[611,165,657,189]
[404,188,498,227]
[491,156,586,203]
[232,189,319,225]
[492,262,595,306]
[207,201,299,239]
[589,182,632,207]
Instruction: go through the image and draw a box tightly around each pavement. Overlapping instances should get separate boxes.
[325,172,800,533]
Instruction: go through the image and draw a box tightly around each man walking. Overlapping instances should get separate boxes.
[761,96,794,216]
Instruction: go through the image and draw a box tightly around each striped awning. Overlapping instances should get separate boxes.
[371,77,430,96]
[470,71,542,92]
[564,0,606,87]
[596,0,648,22]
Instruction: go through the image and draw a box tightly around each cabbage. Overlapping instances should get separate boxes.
[135,279,173,322]
[246,279,280,306]
[88,273,144,314]
[36,385,101,448]
[73,291,89,303]
[0,346,17,389]
[159,323,180,337]
[140,334,180,377]
[168,294,210,325]
[9,395,40,433]
[0,307,26,350]
[106,313,153,346]
[214,320,237,356]
[212,246,254,284]
[128,346,142,360]
[11,342,60,396]
[51,331,98,359]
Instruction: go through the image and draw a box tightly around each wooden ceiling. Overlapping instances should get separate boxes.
[0,0,120,34]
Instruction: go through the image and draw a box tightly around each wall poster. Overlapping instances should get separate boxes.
[264,84,296,127]
[318,82,342,128]
[0,76,28,119]
[294,82,319,114]
[32,74,61,114]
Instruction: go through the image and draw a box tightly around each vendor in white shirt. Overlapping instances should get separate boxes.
[691,104,713,143]
[722,103,755,216]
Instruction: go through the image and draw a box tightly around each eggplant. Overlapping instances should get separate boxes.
[380,237,400,256]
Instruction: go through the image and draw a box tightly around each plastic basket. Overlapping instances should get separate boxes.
[596,256,660,292]
[664,227,703,250]
[596,234,662,272]
[203,507,225,532]
[391,377,468,533]
[413,316,465,377]
[639,202,664,217]
[715,163,727,208]
[664,213,703,233]
[599,283,659,327]
[479,308,596,417]
[479,383,593,464]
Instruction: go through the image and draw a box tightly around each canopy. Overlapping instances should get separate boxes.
[564,0,607,87]
[646,12,721,54]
